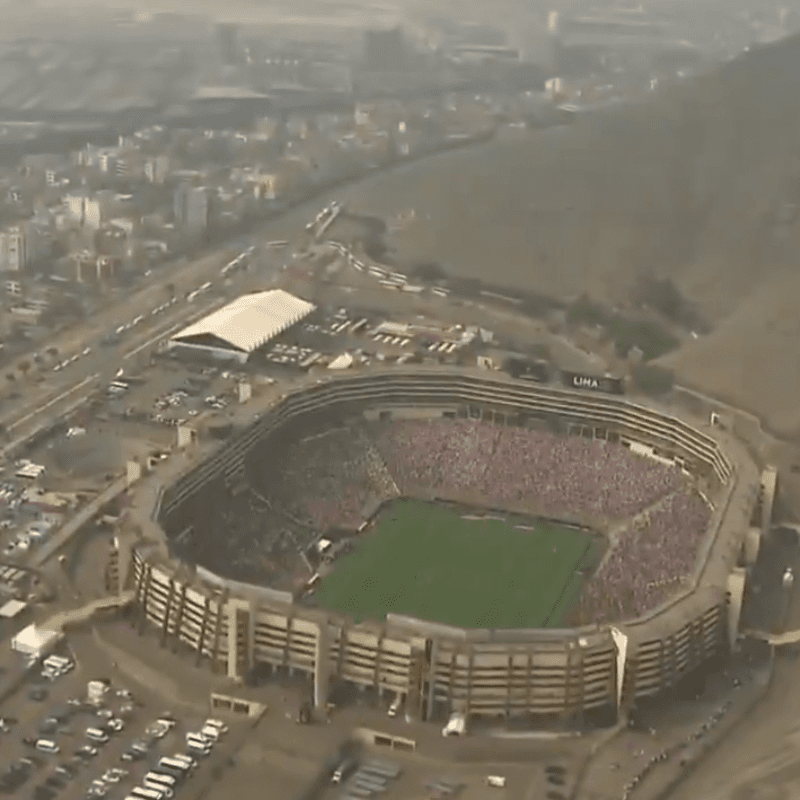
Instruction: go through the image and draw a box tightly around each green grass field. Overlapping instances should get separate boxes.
[313,499,595,629]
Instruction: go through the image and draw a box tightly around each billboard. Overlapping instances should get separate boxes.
[503,357,550,382]
[561,370,624,395]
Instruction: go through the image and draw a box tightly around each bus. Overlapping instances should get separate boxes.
[144,773,177,791]
[43,655,71,671]
[361,762,402,779]
[299,353,321,369]
[343,788,372,799]
[158,756,191,776]
[143,781,173,799]
[152,764,184,782]
[129,788,166,800]
[354,775,387,790]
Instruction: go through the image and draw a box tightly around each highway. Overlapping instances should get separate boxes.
[0,246,275,458]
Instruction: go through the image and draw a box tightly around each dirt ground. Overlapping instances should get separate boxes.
[310,35,800,438]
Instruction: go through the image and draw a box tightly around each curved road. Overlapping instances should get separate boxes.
[669,538,800,800]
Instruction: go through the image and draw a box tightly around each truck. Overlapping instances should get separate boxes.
[442,713,466,737]
[87,680,109,705]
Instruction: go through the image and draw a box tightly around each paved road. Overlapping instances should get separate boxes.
[31,477,128,568]
[664,533,800,800]
[0,252,284,460]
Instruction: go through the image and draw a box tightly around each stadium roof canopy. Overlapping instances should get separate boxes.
[169,290,315,360]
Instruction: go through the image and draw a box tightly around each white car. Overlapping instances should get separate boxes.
[97,709,114,719]
[203,719,228,735]
[106,718,124,732]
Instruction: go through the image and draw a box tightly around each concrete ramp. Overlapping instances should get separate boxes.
[743,628,800,646]
[41,591,136,633]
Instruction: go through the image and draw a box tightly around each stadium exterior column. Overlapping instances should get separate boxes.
[211,589,228,675]
[171,583,187,651]
[447,648,456,708]
[426,639,439,721]
[465,647,474,719]
[374,626,385,698]
[314,620,330,709]
[226,597,254,680]
[506,654,513,719]
[161,579,175,647]
[526,650,533,716]
[196,595,212,666]
[136,565,153,635]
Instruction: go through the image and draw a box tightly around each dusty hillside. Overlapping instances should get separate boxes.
[337,34,800,436]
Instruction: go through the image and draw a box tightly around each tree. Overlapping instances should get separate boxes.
[17,361,30,377]
[166,283,176,299]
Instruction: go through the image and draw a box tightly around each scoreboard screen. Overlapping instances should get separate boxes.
[561,370,624,395]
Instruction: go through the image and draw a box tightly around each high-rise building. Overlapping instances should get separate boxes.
[215,23,241,66]
[173,185,208,230]
[0,227,27,272]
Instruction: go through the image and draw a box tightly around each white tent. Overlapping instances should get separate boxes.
[0,599,27,619]
[11,624,63,659]
[168,289,316,364]
[328,353,354,370]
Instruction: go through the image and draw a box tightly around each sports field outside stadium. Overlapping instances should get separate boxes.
[313,499,598,628]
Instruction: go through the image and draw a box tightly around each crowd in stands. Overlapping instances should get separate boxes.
[182,490,301,589]
[189,416,712,619]
[577,490,712,623]
[275,430,376,530]
[370,419,684,519]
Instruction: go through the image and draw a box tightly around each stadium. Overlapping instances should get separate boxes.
[123,365,767,730]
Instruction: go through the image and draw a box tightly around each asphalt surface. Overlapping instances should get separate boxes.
[0,248,288,461]
[0,633,250,800]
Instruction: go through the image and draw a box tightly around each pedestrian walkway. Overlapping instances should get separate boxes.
[574,654,771,800]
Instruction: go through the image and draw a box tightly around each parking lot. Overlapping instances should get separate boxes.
[0,634,252,800]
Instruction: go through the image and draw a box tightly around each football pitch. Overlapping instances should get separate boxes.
[313,499,596,629]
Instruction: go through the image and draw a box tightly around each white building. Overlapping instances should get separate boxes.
[173,185,209,230]
[168,289,316,363]
[11,624,63,659]
[0,227,26,272]
[64,192,102,229]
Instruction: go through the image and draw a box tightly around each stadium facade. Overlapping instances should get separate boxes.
[122,367,763,728]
